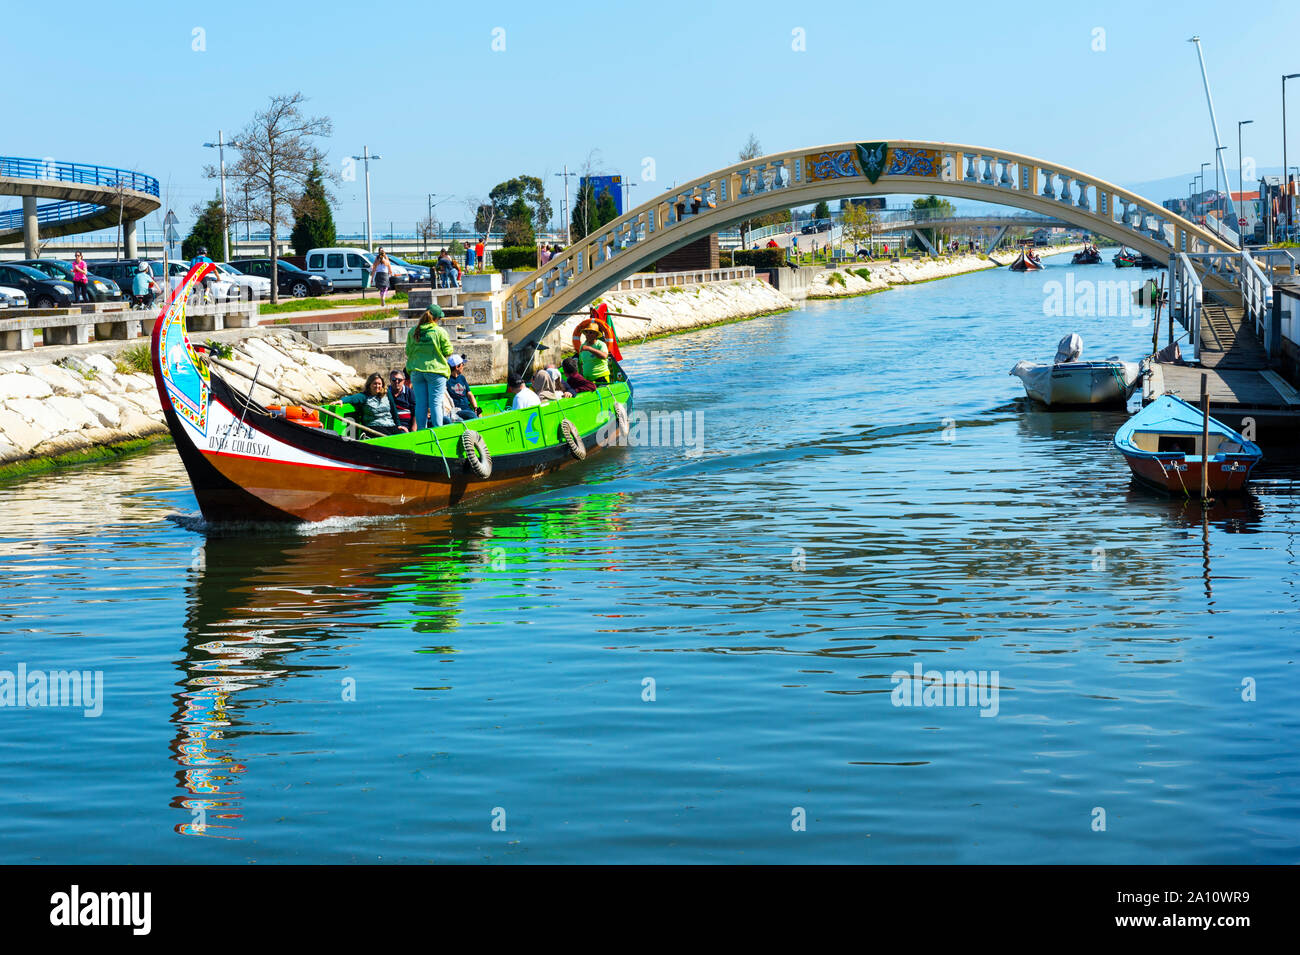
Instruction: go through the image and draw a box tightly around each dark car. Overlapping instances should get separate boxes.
[0,263,77,308]
[16,259,122,302]
[83,259,161,297]
[229,258,333,298]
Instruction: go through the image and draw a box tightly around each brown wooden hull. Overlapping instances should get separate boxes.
[1122,454,1256,495]
[161,373,626,523]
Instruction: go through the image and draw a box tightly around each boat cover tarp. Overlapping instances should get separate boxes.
[1054,333,1083,364]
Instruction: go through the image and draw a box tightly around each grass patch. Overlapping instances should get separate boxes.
[0,435,171,484]
[115,342,153,375]
[827,271,846,287]
[852,268,872,282]
[258,290,408,315]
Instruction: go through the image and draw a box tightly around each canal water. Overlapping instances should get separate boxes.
[2,252,1297,863]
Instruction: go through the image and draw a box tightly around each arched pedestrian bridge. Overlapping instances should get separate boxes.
[0,156,161,257]
[498,139,1235,363]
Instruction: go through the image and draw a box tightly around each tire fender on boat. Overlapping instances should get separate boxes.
[613,402,629,439]
[560,418,586,459]
[461,429,492,478]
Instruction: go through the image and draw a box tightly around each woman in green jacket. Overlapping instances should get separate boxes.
[406,307,453,429]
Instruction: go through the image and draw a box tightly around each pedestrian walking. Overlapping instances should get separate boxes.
[371,248,392,304]
[71,252,91,303]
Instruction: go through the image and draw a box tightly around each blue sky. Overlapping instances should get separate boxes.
[4,0,1298,236]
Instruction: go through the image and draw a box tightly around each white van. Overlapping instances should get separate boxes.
[305,248,373,289]
[304,248,410,289]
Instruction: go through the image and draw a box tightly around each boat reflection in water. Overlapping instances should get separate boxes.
[168,491,627,838]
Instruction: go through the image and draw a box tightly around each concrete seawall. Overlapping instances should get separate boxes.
[0,328,363,477]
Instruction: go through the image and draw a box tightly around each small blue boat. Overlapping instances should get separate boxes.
[1113,394,1262,495]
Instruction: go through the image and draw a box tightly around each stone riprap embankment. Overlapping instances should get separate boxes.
[806,245,1087,298]
[0,329,363,474]
[539,277,793,354]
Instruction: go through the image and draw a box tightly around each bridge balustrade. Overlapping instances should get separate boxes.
[498,140,1236,348]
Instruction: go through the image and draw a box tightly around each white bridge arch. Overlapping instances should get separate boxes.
[498,139,1234,361]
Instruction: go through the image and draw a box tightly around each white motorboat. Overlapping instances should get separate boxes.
[1010,333,1141,407]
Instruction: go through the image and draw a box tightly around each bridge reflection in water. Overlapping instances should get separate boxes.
[168,492,628,839]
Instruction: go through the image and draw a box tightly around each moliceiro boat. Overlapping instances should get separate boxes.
[1071,245,1102,265]
[1008,249,1043,271]
[152,263,633,523]
[1009,333,1140,407]
[1113,394,1262,495]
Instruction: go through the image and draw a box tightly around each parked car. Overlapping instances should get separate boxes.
[304,248,374,290]
[160,260,237,299]
[83,259,160,296]
[214,262,272,298]
[0,263,76,308]
[0,286,28,308]
[388,256,429,282]
[15,259,122,302]
[229,258,333,298]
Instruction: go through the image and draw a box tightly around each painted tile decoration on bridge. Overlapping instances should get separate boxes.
[804,149,860,181]
[887,147,941,177]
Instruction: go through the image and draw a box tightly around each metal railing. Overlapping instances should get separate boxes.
[1170,253,1203,357]
[0,201,101,231]
[0,156,159,197]
[1241,252,1274,351]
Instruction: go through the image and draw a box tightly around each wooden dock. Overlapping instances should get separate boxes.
[1145,298,1300,448]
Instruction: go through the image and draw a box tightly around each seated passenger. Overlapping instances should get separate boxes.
[389,368,415,427]
[532,367,566,402]
[446,354,479,419]
[561,357,597,394]
[506,372,541,410]
[340,373,407,436]
[577,323,610,384]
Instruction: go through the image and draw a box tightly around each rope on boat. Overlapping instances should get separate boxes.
[214,362,261,454]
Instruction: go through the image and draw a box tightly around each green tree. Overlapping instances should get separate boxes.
[841,202,880,255]
[813,200,831,220]
[182,195,228,261]
[290,163,337,254]
[593,191,619,230]
[503,195,537,246]
[487,176,552,236]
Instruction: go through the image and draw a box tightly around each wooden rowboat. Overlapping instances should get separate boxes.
[1113,394,1262,495]
[152,263,634,523]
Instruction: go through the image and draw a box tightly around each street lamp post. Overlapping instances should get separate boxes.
[350,147,383,252]
[202,130,242,262]
[1238,120,1254,247]
[1198,162,1209,221]
[1215,145,1228,238]
[1286,75,1300,238]
[621,180,638,216]
[555,166,577,245]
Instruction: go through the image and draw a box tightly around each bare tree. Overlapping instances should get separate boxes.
[417,215,440,256]
[215,93,332,303]
[737,134,763,250]
[571,149,606,241]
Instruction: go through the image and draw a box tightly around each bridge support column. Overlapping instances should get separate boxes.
[21,196,38,258]
[984,225,1008,254]
[123,218,138,259]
